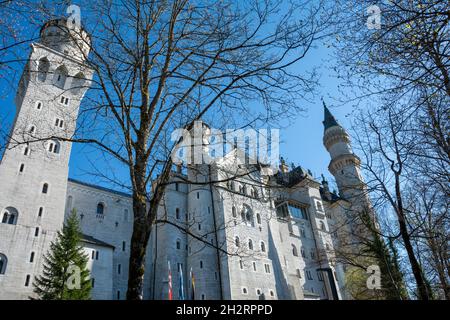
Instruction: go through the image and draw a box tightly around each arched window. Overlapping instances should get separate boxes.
[48,140,60,154]
[256,213,261,224]
[71,72,86,94]
[37,57,50,82]
[42,183,49,194]
[292,244,298,257]
[232,206,236,218]
[235,236,240,247]
[97,203,105,215]
[0,253,8,274]
[53,65,68,89]
[1,207,19,225]
[260,241,266,252]
[248,239,253,250]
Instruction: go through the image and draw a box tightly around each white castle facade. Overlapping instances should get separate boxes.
[0,19,368,300]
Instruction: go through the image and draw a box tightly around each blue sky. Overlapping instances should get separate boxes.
[0,11,355,194]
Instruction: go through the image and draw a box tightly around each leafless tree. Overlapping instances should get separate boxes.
[2,0,337,299]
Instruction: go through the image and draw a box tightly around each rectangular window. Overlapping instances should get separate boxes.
[175,183,179,191]
[34,227,39,237]
[95,251,99,260]
[317,271,324,281]
[196,192,199,199]
[296,269,302,278]
[306,270,313,280]
[252,262,257,272]
[122,241,126,251]
[60,96,69,105]
[25,275,31,287]
[92,250,95,259]
[91,278,95,288]
[117,291,121,300]
[29,252,35,263]
[264,264,271,274]
[239,260,244,270]
[118,264,121,275]
[198,224,201,231]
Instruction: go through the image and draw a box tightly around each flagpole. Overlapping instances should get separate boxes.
[168,260,173,300]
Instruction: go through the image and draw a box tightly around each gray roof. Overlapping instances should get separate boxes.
[81,233,115,249]
[68,178,132,198]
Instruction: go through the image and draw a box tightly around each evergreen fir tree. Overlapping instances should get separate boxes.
[33,209,92,300]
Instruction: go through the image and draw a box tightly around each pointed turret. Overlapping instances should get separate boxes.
[322,100,340,131]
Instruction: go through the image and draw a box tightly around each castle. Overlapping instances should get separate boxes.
[0,19,369,300]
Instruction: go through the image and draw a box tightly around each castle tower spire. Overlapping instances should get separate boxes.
[322,100,339,131]
[322,101,363,201]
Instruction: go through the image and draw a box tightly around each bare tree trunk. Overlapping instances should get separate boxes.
[395,176,430,300]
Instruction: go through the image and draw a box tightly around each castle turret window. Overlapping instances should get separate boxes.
[292,244,298,257]
[29,252,35,263]
[35,101,42,110]
[264,264,271,274]
[37,57,49,82]
[176,239,181,250]
[19,163,25,173]
[53,65,68,89]
[25,274,31,287]
[48,140,60,154]
[248,239,253,250]
[34,227,39,237]
[260,241,266,252]
[96,203,105,215]
[232,206,236,218]
[0,253,7,274]
[200,261,203,269]
[2,207,18,225]
[42,183,49,194]
[175,208,180,220]
[235,236,240,247]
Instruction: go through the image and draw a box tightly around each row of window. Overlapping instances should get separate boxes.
[37,57,86,93]
[0,254,36,282]
[1,205,45,226]
[238,260,271,274]
[234,237,266,253]
[241,287,275,298]
[226,180,260,198]
[291,244,317,260]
